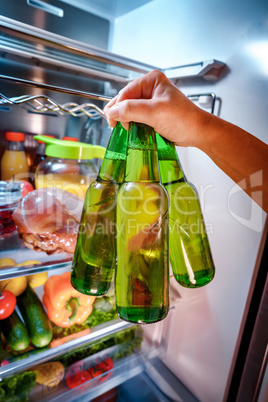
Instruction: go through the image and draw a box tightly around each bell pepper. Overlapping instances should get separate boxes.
[42,272,95,328]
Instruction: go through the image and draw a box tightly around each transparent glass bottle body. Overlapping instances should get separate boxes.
[116,123,169,324]
[1,133,29,181]
[156,134,215,288]
[71,123,128,296]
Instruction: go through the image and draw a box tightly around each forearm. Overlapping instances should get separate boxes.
[104,70,268,213]
[196,112,268,213]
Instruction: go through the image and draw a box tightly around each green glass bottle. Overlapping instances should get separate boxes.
[116,123,169,324]
[71,123,128,295]
[156,134,215,288]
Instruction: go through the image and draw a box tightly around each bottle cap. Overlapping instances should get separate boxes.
[5,132,25,142]
[62,137,79,142]
[33,135,106,160]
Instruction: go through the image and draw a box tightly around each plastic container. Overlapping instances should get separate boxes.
[0,181,22,238]
[1,132,29,181]
[30,135,55,187]
[34,136,106,200]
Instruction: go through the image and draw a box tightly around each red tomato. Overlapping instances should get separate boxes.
[89,367,104,379]
[65,363,92,389]
[104,357,114,371]
[0,290,16,319]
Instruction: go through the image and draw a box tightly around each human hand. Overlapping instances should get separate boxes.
[103,70,211,148]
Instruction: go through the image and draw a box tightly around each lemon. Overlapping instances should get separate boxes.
[27,272,48,288]
[17,260,41,266]
[0,258,17,268]
[0,276,27,296]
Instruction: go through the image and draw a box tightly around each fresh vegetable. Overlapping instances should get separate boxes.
[33,361,65,386]
[58,327,142,369]
[17,284,52,348]
[0,258,16,268]
[0,288,16,319]
[50,328,90,349]
[0,276,27,297]
[0,370,36,402]
[43,272,95,328]
[65,356,114,389]
[65,360,92,389]
[0,310,30,351]
[52,306,118,341]
[27,271,48,288]
[93,357,114,381]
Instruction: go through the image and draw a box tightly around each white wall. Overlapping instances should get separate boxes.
[110,1,268,401]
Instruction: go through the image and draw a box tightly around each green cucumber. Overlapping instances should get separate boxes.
[1,310,30,351]
[17,284,52,348]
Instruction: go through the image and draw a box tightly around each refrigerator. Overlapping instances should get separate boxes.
[0,0,267,401]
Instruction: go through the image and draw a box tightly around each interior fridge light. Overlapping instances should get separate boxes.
[246,41,268,75]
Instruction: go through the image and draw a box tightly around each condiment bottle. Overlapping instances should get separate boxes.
[34,136,105,200]
[71,123,128,296]
[116,123,169,324]
[0,181,22,238]
[156,133,215,288]
[1,132,29,181]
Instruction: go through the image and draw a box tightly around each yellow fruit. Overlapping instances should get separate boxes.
[17,260,41,266]
[0,258,17,268]
[0,276,27,296]
[27,271,48,288]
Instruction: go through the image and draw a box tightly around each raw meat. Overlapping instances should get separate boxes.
[12,187,83,254]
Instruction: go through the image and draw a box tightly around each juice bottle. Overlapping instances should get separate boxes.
[116,123,169,324]
[156,133,215,288]
[1,132,29,181]
[71,123,128,296]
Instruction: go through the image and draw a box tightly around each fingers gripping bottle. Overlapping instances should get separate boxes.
[156,134,215,288]
[71,123,128,296]
[116,123,170,324]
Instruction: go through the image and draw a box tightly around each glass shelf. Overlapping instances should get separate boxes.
[0,16,226,84]
[0,234,73,279]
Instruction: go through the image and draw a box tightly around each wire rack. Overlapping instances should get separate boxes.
[0,75,217,118]
[0,91,217,119]
[0,93,106,119]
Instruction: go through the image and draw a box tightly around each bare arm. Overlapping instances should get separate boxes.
[104,70,268,213]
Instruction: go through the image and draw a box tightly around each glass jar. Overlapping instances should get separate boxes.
[0,181,22,238]
[34,136,106,200]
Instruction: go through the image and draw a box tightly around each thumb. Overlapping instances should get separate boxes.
[107,99,156,126]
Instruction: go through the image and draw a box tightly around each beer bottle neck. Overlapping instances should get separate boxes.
[98,123,127,183]
[156,133,185,184]
[124,122,160,183]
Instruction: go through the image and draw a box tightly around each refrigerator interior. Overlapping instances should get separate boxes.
[110,1,268,402]
[0,0,267,401]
